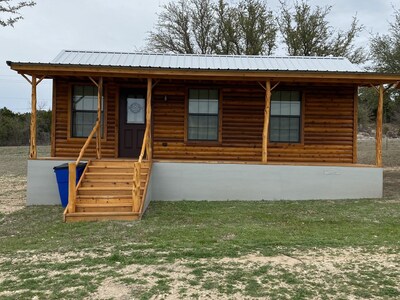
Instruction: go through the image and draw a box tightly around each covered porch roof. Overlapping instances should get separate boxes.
[7,50,400,85]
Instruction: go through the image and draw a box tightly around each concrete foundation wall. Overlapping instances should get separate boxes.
[27,160,383,206]
[150,162,383,201]
[27,159,86,205]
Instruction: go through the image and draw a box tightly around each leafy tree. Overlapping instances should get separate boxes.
[369,8,400,130]
[146,0,277,55]
[0,107,51,146]
[370,7,400,73]
[277,0,366,63]
[0,0,35,27]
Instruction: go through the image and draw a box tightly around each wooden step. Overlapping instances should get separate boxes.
[76,203,133,213]
[78,187,132,196]
[90,160,136,167]
[81,180,133,188]
[77,195,132,204]
[84,174,134,181]
[88,166,135,173]
[64,212,140,222]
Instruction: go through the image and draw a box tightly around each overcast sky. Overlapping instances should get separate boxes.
[0,0,395,112]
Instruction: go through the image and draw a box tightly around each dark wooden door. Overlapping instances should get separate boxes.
[119,89,146,158]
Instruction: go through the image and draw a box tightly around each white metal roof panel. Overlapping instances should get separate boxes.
[49,50,363,72]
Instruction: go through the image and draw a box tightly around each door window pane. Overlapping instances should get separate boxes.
[127,98,145,124]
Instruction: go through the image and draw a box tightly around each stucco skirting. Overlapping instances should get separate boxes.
[27,160,383,205]
[27,159,86,205]
[150,162,383,201]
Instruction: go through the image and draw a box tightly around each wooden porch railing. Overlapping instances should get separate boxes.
[65,77,103,214]
[66,120,100,214]
[132,78,153,213]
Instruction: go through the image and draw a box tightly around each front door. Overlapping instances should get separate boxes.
[119,88,146,158]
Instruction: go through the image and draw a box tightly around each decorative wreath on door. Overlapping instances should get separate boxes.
[129,102,142,114]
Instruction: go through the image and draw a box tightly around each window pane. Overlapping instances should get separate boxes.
[290,91,300,101]
[198,116,208,127]
[290,118,300,129]
[189,89,199,99]
[209,90,218,100]
[280,102,291,115]
[270,129,280,142]
[198,127,208,139]
[198,100,209,114]
[271,101,280,115]
[280,130,290,141]
[290,102,301,116]
[208,116,218,128]
[280,91,292,101]
[208,100,218,114]
[188,128,198,140]
[198,89,208,100]
[270,117,280,130]
[271,91,280,101]
[208,128,218,140]
[127,98,145,124]
[188,115,199,127]
[280,117,290,130]
[289,129,299,142]
[189,100,199,114]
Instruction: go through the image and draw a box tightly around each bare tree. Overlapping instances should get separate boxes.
[277,0,366,63]
[237,0,277,55]
[147,0,194,53]
[146,0,278,55]
[0,0,35,27]
[191,0,216,54]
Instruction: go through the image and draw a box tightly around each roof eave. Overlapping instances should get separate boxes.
[7,62,400,84]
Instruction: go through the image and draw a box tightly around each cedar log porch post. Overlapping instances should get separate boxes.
[376,84,384,167]
[96,77,103,159]
[262,80,271,163]
[21,74,45,159]
[30,75,37,159]
[146,78,152,160]
[88,76,103,159]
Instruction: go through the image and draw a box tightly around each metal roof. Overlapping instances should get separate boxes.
[49,50,363,73]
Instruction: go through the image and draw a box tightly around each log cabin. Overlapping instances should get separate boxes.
[6,50,400,222]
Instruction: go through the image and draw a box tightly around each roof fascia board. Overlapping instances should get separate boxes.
[8,62,400,84]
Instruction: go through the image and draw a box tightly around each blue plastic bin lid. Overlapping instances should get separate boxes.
[53,162,87,170]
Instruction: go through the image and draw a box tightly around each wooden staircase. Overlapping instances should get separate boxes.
[63,160,151,222]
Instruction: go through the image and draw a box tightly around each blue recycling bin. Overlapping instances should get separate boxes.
[53,163,86,207]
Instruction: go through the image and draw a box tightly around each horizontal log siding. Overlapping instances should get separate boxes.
[153,82,355,163]
[53,79,117,158]
[53,79,355,163]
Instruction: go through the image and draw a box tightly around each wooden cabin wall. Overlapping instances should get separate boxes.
[52,78,355,164]
[53,78,117,158]
[153,82,356,163]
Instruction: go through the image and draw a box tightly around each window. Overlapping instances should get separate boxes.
[71,85,104,138]
[270,91,301,143]
[188,89,219,141]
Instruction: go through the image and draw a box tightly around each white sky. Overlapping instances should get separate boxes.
[0,0,395,112]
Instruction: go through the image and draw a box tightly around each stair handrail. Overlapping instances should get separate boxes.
[132,127,152,213]
[66,119,101,214]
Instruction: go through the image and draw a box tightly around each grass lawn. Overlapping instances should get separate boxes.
[0,141,399,299]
